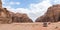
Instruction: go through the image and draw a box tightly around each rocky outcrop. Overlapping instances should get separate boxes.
[0,0,33,23]
[0,8,12,24]
[0,8,33,23]
[35,4,60,22]
[0,0,2,8]
[11,13,33,23]
[0,0,12,24]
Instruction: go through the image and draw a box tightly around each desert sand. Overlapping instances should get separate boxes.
[0,22,60,30]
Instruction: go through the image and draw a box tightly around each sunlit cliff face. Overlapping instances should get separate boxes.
[0,0,2,8]
[0,12,7,17]
[0,9,7,17]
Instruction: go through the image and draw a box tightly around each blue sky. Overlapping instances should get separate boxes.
[2,0,41,8]
[2,0,60,22]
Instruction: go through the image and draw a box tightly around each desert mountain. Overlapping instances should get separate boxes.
[35,4,60,22]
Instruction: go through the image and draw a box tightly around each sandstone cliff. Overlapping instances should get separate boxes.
[0,8,12,24]
[0,8,33,23]
[11,13,33,23]
[0,0,2,8]
[35,4,60,22]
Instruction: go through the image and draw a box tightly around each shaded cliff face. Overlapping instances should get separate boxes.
[35,4,60,22]
[10,13,33,23]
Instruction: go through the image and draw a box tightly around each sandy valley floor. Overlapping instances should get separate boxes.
[0,22,60,30]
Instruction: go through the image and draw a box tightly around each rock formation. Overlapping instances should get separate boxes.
[0,8,33,23]
[0,0,2,8]
[0,0,12,24]
[0,0,33,23]
[35,4,60,22]
[11,13,33,23]
[0,8,12,24]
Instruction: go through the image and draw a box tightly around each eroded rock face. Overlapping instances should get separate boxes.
[0,8,12,24]
[0,0,33,23]
[0,0,12,24]
[0,0,2,8]
[0,8,33,23]
[11,13,33,23]
[35,4,60,22]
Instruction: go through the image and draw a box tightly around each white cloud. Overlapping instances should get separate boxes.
[53,0,60,4]
[2,0,52,22]
[15,2,20,5]
[29,0,52,22]
[10,2,15,5]
[2,0,5,4]
[2,0,20,5]
[9,2,20,5]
